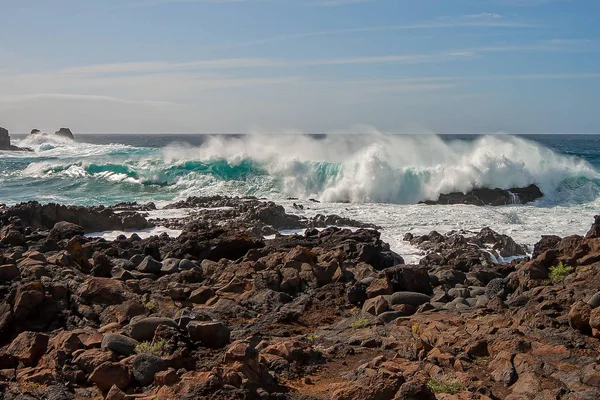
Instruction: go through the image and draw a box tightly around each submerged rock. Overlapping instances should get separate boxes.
[421,184,543,206]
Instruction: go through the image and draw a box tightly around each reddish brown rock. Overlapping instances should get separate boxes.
[188,286,215,304]
[13,281,45,320]
[366,277,394,298]
[362,295,389,316]
[589,307,600,338]
[73,348,114,373]
[569,301,592,335]
[89,361,131,391]
[187,321,230,348]
[155,367,179,386]
[7,331,49,367]
[77,277,129,305]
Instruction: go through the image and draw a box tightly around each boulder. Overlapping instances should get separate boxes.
[132,353,168,386]
[101,334,139,356]
[55,127,74,140]
[389,291,431,307]
[77,277,128,305]
[136,256,162,274]
[384,265,432,294]
[89,362,131,391]
[0,126,30,151]
[587,291,600,308]
[188,287,215,304]
[128,317,177,342]
[73,349,114,374]
[7,331,49,367]
[569,301,592,335]
[362,295,389,316]
[421,184,543,206]
[161,258,181,274]
[48,221,85,241]
[187,321,231,348]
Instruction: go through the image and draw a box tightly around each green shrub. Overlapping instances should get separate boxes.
[135,339,168,357]
[350,318,370,329]
[549,262,573,282]
[144,299,157,312]
[427,378,466,394]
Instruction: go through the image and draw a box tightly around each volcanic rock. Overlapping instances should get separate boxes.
[421,184,543,206]
[55,127,74,140]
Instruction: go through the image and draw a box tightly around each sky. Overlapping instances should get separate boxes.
[0,0,598,134]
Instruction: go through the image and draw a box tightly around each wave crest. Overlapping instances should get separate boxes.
[11,132,600,205]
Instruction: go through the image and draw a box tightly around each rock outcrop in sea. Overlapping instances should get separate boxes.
[55,128,74,140]
[0,127,31,152]
[29,127,75,140]
[420,184,544,206]
[0,197,599,399]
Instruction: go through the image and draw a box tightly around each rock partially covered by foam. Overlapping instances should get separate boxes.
[420,184,543,206]
[55,127,74,140]
[0,126,31,151]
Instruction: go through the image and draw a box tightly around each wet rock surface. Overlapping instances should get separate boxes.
[0,198,598,399]
[421,184,544,206]
[0,127,31,152]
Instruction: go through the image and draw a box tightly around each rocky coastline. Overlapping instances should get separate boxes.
[1,126,76,152]
[0,197,599,399]
[0,127,31,152]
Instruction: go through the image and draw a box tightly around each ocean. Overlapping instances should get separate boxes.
[2,133,600,262]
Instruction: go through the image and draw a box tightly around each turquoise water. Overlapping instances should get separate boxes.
[1,133,600,207]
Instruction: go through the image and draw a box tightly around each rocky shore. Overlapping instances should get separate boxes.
[0,127,30,152]
[0,197,599,399]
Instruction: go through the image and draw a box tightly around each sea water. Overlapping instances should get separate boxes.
[2,133,599,262]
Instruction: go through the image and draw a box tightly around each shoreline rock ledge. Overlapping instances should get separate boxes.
[0,126,31,151]
[420,184,543,206]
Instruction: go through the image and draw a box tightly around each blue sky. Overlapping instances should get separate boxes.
[0,0,598,133]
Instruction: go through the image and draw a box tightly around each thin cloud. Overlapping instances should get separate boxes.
[465,12,503,19]
[0,93,180,106]
[55,51,475,76]
[214,19,538,49]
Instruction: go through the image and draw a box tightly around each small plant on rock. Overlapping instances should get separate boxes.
[144,299,158,313]
[411,323,420,335]
[18,382,45,396]
[135,339,169,357]
[549,262,574,282]
[427,378,466,394]
[350,318,369,329]
[305,334,319,343]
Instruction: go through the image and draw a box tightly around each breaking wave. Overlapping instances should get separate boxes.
[6,132,600,206]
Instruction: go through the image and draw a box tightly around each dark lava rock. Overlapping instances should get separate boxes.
[187,321,231,348]
[420,184,543,206]
[132,353,168,386]
[384,265,433,294]
[48,221,85,241]
[389,291,431,307]
[136,256,162,274]
[55,127,74,140]
[128,317,177,342]
[0,126,31,151]
[0,201,151,232]
[101,334,139,356]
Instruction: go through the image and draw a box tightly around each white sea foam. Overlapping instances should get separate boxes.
[160,132,600,204]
